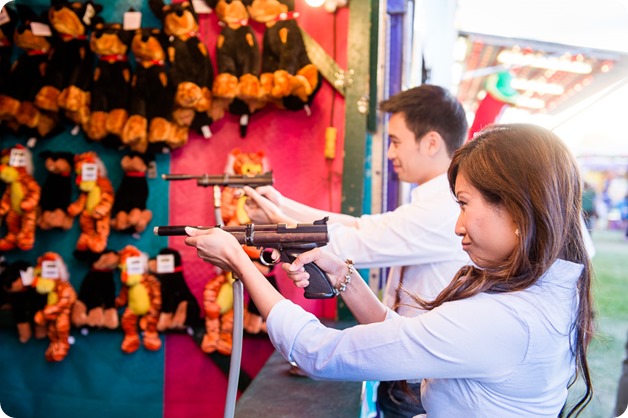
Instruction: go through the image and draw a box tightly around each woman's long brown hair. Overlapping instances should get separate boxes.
[405,123,594,416]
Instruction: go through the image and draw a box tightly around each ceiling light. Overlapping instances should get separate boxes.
[497,50,593,74]
[510,78,565,95]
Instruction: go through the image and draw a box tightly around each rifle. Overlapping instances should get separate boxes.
[161,172,274,188]
[154,218,336,299]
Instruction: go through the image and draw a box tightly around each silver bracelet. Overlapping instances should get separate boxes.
[334,259,354,294]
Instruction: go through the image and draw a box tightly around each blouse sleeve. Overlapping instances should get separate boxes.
[267,296,529,382]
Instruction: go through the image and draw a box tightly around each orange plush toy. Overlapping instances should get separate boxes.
[220,148,269,226]
[33,252,77,362]
[115,245,162,353]
[201,269,234,355]
[0,146,41,251]
[67,151,114,256]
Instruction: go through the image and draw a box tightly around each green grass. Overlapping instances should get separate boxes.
[568,228,628,418]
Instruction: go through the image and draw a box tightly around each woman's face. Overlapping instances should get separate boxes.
[454,172,518,267]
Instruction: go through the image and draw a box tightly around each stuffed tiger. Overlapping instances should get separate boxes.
[67,152,114,255]
[32,252,76,362]
[115,245,162,354]
[201,270,234,355]
[0,146,41,251]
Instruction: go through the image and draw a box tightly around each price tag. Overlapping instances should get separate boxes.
[20,267,34,286]
[156,254,175,273]
[192,0,212,14]
[126,256,145,275]
[31,22,52,37]
[9,148,26,167]
[81,163,98,181]
[83,3,96,26]
[41,260,59,279]
[123,11,142,30]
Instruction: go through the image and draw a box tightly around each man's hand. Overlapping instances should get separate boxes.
[243,186,291,224]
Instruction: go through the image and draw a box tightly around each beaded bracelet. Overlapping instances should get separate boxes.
[334,259,354,294]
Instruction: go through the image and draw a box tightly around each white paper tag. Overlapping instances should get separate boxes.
[126,256,144,275]
[123,11,142,30]
[192,0,212,14]
[30,22,53,37]
[20,267,34,286]
[41,260,59,279]
[81,163,98,181]
[201,125,212,139]
[156,254,175,273]
[0,7,11,26]
[9,148,26,167]
[83,3,96,26]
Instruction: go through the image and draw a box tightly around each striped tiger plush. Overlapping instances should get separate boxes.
[0,146,41,251]
[115,245,162,353]
[67,152,114,254]
[32,252,76,362]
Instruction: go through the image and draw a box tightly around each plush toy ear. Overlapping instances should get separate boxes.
[148,0,166,20]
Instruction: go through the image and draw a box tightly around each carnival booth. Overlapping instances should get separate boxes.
[0,0,373,417]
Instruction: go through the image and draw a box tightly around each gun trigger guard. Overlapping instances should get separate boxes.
[259,248,280,267]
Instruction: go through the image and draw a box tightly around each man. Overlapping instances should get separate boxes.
[244,84,470,418]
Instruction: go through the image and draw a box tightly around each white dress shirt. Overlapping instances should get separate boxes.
[324,173,470,315]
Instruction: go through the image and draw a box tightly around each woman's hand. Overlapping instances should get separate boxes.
[282,248,348,290]
[184,227,244,272]
[243,186,286,224]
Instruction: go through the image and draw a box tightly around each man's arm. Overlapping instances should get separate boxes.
[243,185,359,227]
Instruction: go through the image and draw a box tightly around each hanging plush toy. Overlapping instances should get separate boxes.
[0,146,41,251]
[148,248,202,332]
[32,251,76,362]
[468,71,519,140]
[0,5,59,144]
[110,152,153,234]
[201,270,234,355]
[220,148,269,226]
[0,259,47,343]
[38,151,75,230]
[0,4,17,95]
[115,245,162,353]
[35,0,103,127]
[122,27,188,153]
[208,0,264,137]
[67,151,114,256]
[149,0,214,138]
[71,249,119,329]
[83,21,133,149]
[247,0,320,112]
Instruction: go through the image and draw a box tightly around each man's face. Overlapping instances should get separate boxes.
[386,113,429,184]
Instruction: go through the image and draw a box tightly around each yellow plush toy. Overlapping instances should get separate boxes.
[0,146,41,251]
[67,152,114,255]
[115,245,162,354]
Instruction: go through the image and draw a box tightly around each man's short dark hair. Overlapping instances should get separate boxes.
[379,85,468,156]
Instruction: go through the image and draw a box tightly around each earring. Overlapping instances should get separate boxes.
[515,228,520,237]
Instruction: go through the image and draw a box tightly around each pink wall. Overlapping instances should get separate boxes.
[167,1,348,320]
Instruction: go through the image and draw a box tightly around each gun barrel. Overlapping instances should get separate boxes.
[161,172,274,187]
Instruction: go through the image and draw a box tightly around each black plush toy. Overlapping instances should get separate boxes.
[0,5,60,143]
[35,0,103,127]
[148,247,203,332]
[38,150,75,230]
[122,27,188,153]
[149,0,214,138]
[0,260,47,343]
[71,249,119,329]
[110,152,153,234]
[84,21,133,149]
[208,0,263,138]
[248,0,320,112]
[0,4,17,98]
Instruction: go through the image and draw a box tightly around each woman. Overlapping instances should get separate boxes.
[185,123,594,417]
